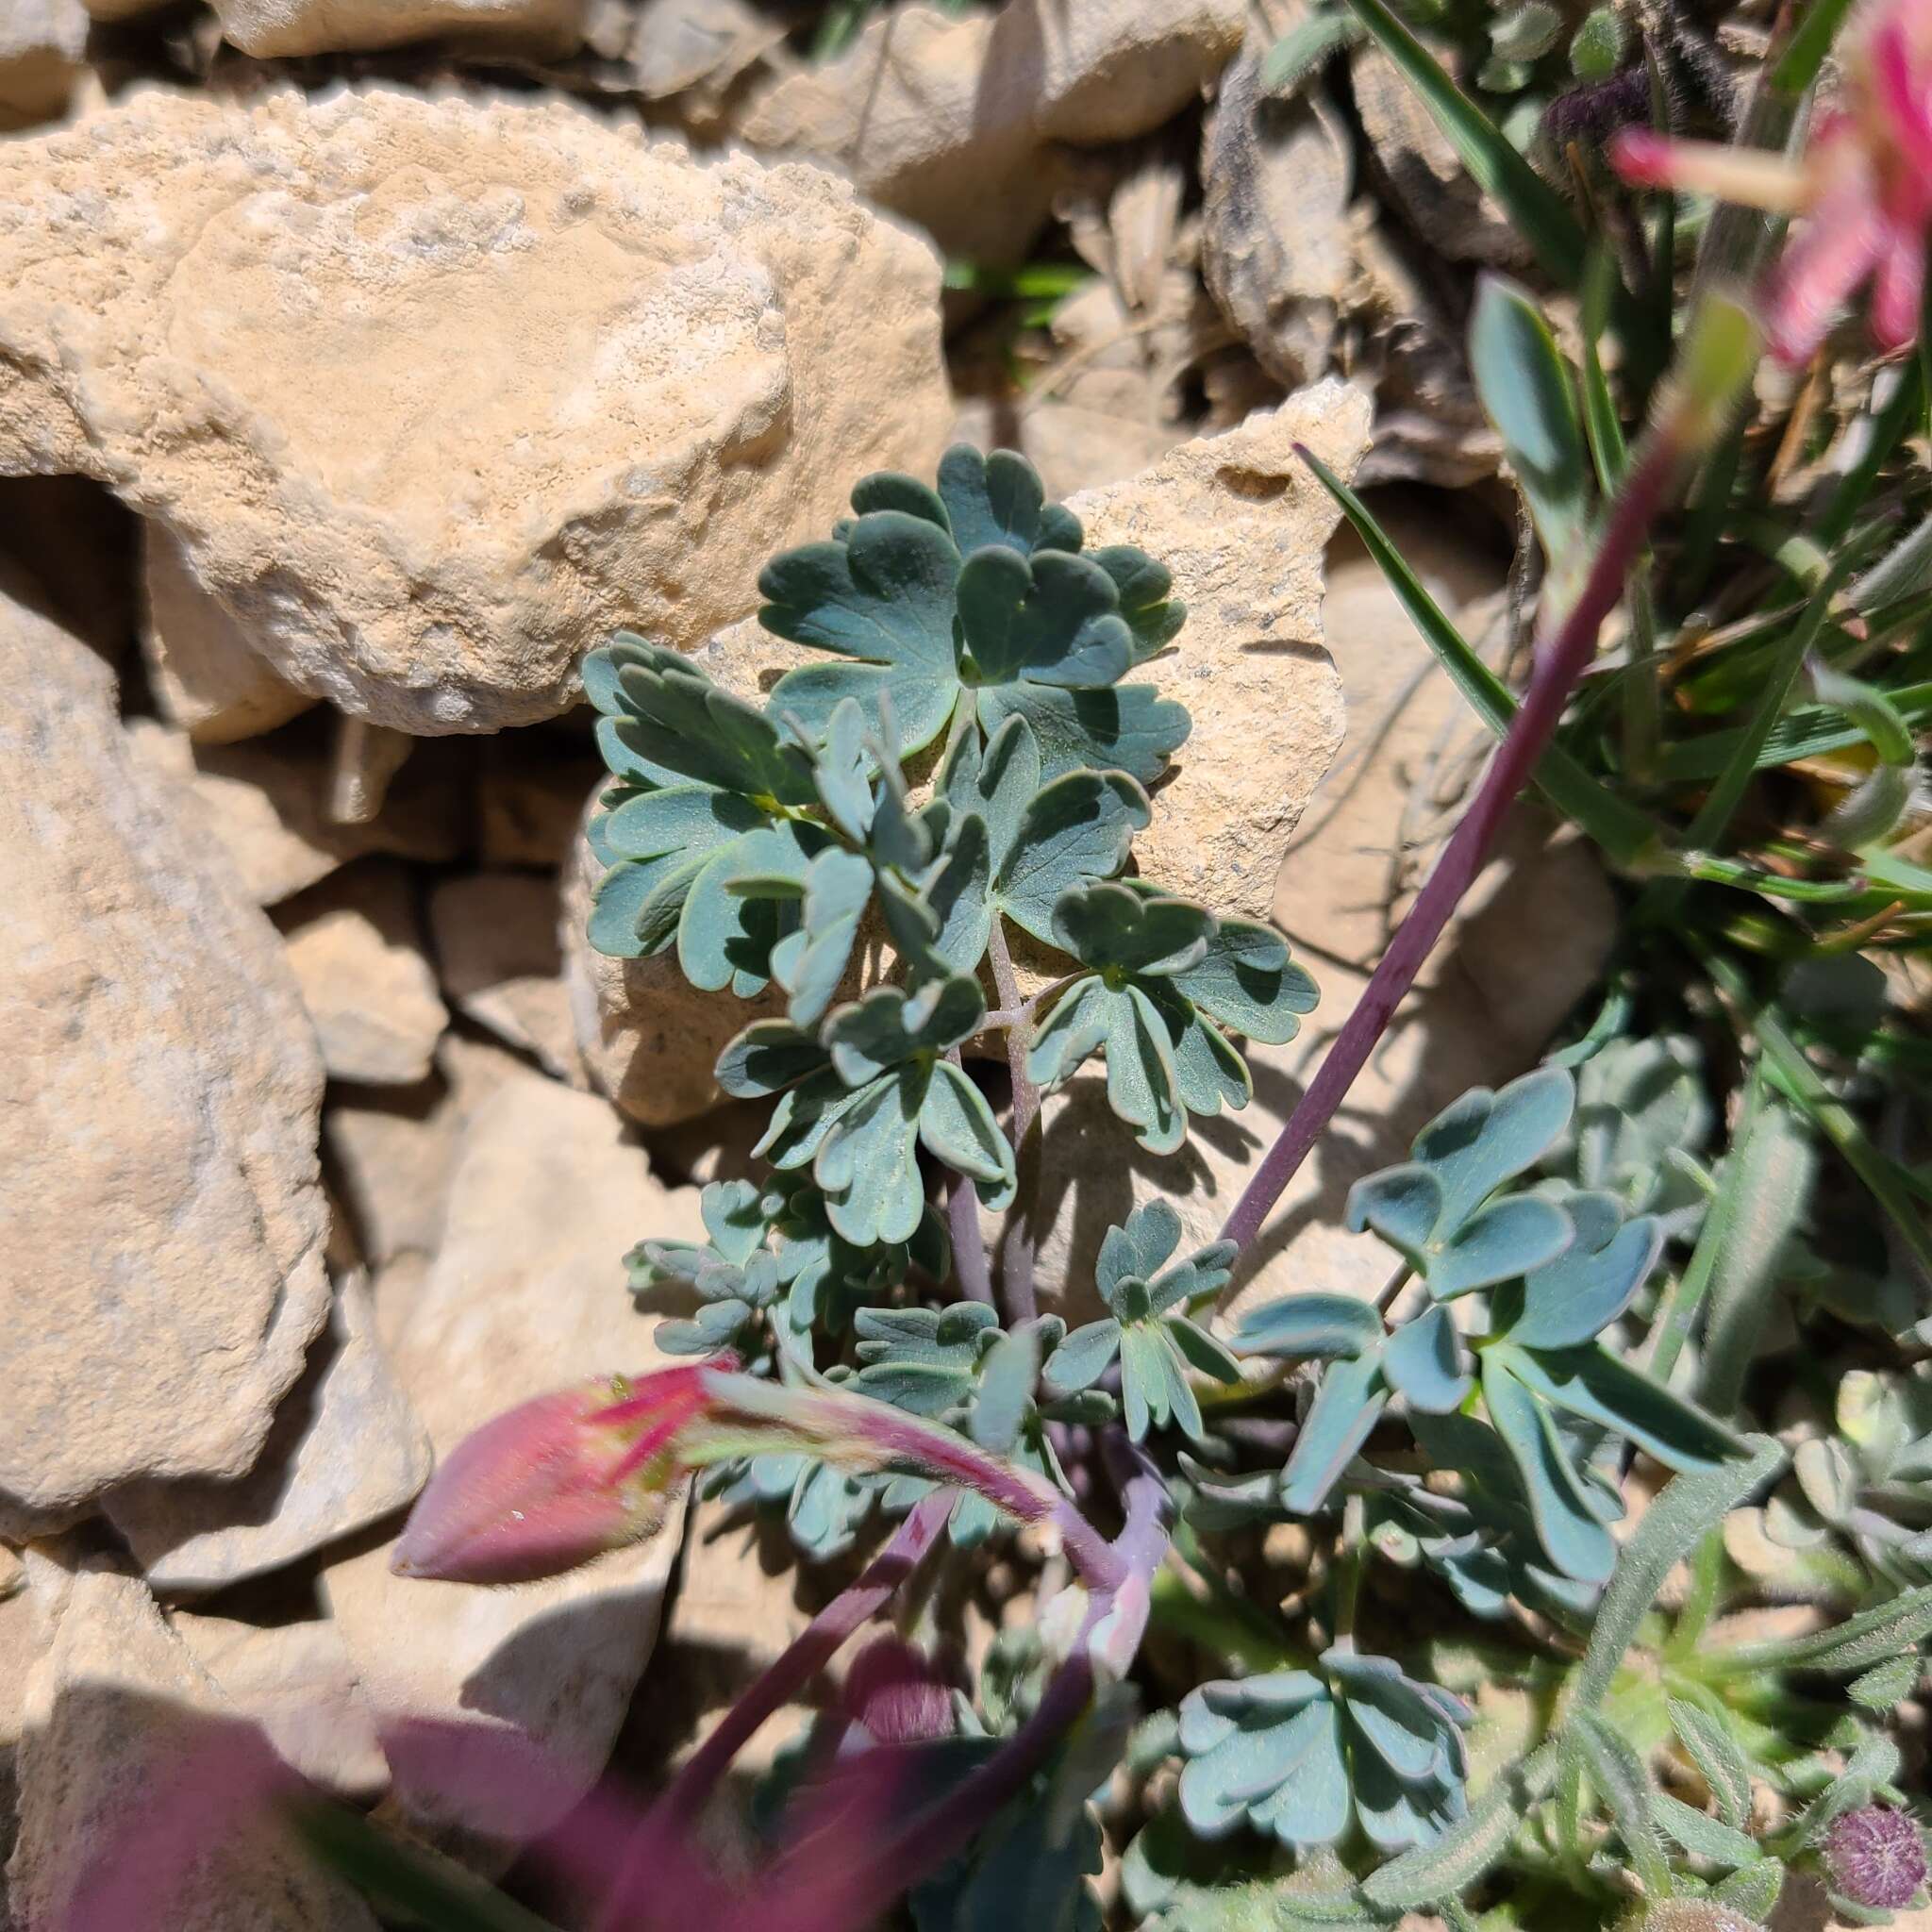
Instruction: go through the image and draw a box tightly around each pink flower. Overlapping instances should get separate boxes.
[1611,0,1932,364]
[392,1362,723,1584]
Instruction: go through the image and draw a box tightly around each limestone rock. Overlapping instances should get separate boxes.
[8,1570,378,1930]
[563,803,789,1129]
[141,523,311,744]
[213,0,588,58]
[172,1614,390,1799]
[477,729,600,869]
[0,90,952,732]
[954,393,1182,503]
[0,1,85,130]
[739,0,1244,263]
[568,386,1367,1127]
[277,861,448,1086]
[126,714,465,908]
[1201,33,1354,389]
[323,1070,706,1858]
[636,1506,818,1781]
[1352,46,1530,269]
[327,1031,537,1278]
[427,871,581,1081]
[106,1274,432,1595]
[0,583,330,1536]
[1013,507,1616,1318]
[1034,385,1365,921]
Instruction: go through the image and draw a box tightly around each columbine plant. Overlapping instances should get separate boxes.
[240,5,1932,1924]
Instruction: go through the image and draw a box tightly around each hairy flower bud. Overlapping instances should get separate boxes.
[1826,1805,1929,1912]
[841,1639,956,1746]
[1610,0,1932,364]
[393,1365,721,1584]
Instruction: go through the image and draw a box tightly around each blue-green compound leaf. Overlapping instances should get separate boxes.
[1030,884,1312,1152]
[1281,1353,1391,1515]
[758,509,963,755]
[758,446,1189,780]
[934,713,1153,957]
[1505,1194,1661,1349]
[1381,1305,1471,1415]
[1177,1659,1468,1855]
[1417,1066,1575,1224]
[1046,1204,1239,1442]
[1482,1350,1618,1584]
[1166,920,1320,1044]
[957,545,1134,690]
[1347,1068,1578,1296]
[1492,1341,1754,1473]
[1230,1293,1384,1361]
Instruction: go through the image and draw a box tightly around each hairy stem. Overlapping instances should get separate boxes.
[1220,425,1699,1257]
[987,918,1040,1325]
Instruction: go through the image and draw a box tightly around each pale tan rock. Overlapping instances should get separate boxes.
[83,0,174,16]
[955,393,1182,503]
[739,0,1244,263]
[1015,510,1616,1318]
[0,584,330,1536]
[173,1613,390,1799]
[1041,385,1364,921]
[478,729,600,869]
[8,1571,378,1930]
[563,802,790,1129]
[641,1505,818,1778]
[277,860,448,1086]
[0,473,139,663]
[428,871,581,1082]
[1202,32,1353,389]
[0,90,952,733]
[0,1,85,129]
[126,714,465,907]
[569,386,1367,1127]
[141,522,311,744]
[214,0,588,58]
[106,1274,432,1595]
[323,1070,706,1859]
[1351,46,1531,270]
[326,1082,453,1268]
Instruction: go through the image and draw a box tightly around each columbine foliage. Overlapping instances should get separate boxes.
[383,161,1932,1928]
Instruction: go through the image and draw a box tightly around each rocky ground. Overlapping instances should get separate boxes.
[0,3,1821,1926]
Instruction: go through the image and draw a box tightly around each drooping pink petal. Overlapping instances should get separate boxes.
[1871,219,1928,348]
[1869,8,1932,181]
[1765,189,1889,364]
[1607,127,1814,212]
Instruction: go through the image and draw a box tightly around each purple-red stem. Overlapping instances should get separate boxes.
[987,918,1041,1326]
[594,1491,952,1931]
[1219,433,1685,1255]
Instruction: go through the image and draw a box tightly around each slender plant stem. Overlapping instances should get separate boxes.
[824,1655,1095,1925]
[1220,429,1689,1256]
[596,1491,954,1931]
[987,918,1040,1325]
[943,1050,995,1306]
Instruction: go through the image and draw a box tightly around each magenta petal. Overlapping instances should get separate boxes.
[1872,221,1928,348]
[393,1382,664,1584]
[1871,10,1932,180]
[1765,192,1888,364]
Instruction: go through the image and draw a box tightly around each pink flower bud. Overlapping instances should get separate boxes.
[393,1365,721,1584]
[841,1639,956,1746]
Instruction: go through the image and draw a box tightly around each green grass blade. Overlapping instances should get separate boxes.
[1338,0,1588,292]
[1302,450,1658,863]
